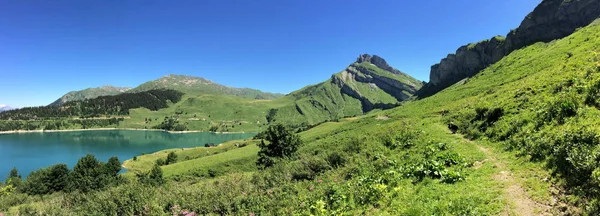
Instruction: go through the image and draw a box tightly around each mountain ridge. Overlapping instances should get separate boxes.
[269,54,422,125]
[49,86,130,107]
[128,74,285,100]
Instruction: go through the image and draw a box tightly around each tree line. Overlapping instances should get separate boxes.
[2,154,164,196]
[0,118,124,131]
[0,89,183,120]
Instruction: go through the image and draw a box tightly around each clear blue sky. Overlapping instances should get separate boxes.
[0,0,541,107]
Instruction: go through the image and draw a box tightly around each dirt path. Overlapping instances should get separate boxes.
[463,137,552,215]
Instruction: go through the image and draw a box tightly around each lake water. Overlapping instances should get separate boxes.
[0,130,255,180]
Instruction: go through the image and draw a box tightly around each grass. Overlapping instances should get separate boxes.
[123,139,261,180]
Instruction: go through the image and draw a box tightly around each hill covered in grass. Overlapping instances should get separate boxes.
[268,54,423,125]
[49,86,130,107]
[417,0,600,98]
[129,74,284,100]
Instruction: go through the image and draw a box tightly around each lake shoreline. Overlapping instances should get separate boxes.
[0,128,252,135]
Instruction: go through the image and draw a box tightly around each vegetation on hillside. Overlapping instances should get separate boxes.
[0,89,183,131]
[49,86,130,107]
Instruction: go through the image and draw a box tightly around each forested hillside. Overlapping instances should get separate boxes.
[49,86,130,107]
[0,89,183,131]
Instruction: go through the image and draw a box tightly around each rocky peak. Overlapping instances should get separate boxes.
[356,54,402,74]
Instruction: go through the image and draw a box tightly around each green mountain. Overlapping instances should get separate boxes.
[49,86,130,107]
[128,74,284,100]
[114,54,422,132]
[269,54,423,125]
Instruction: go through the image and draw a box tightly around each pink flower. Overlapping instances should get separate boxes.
[317,179,323,183]
[250,213,255,216]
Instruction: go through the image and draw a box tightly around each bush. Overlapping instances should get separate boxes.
[166,152,178,165]
[156,158,165,166]
[382,128,417,150]
[138,164,165,187]
[256,124,303,169]
[326,152,346,168]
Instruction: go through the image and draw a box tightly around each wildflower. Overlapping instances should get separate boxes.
[317,179,323,183]
[250,213,255,216]
[300,202,305,207]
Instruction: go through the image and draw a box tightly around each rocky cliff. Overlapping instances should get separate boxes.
[418,0,600,98]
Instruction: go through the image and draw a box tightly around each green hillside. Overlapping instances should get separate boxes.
[129,74,284,100]
[3,19,598,215]
[111,55,423,132]
[49,86,130,107]
[269,55,423,126]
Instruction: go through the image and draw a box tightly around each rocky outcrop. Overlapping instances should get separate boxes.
[330,55,423,112]
[418,0,600,98]
[356,54,403,75]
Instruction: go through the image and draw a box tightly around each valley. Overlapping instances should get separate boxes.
[1,0,600,215]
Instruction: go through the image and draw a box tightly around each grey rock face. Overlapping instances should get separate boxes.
[356,54,403,75]
[420,0,600,98]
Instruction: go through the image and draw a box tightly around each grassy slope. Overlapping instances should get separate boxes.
[123,139,261,179]
[118,20,600,214]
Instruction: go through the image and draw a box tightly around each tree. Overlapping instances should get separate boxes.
[138,164,165,187]
[105,156,122,177]
[256,124,303,169]
[22,164,69,195]
[156,158,165,166]
[5,167,22,190]
[47,164,69,193]
[8,167,20,179]
[166,152,178,165]
[69,154,103,192]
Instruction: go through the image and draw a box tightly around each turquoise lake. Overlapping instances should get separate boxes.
[0,130,255,180]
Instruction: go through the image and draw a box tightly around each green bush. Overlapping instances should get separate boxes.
[256,124,303,169]
[166,152,178,165]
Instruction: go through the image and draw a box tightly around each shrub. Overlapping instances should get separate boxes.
[138,164,165,187]
[156,158,165,166]
[166,152,178,165]
[207,169,218,178]
[256,124,303,169]
[326,152,346,168]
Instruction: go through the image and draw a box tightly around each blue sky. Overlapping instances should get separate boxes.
[0,0,541,107]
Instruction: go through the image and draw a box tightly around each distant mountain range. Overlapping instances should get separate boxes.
[27,54,422,131]
[49,75,284,107]
[0,105,14,112]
